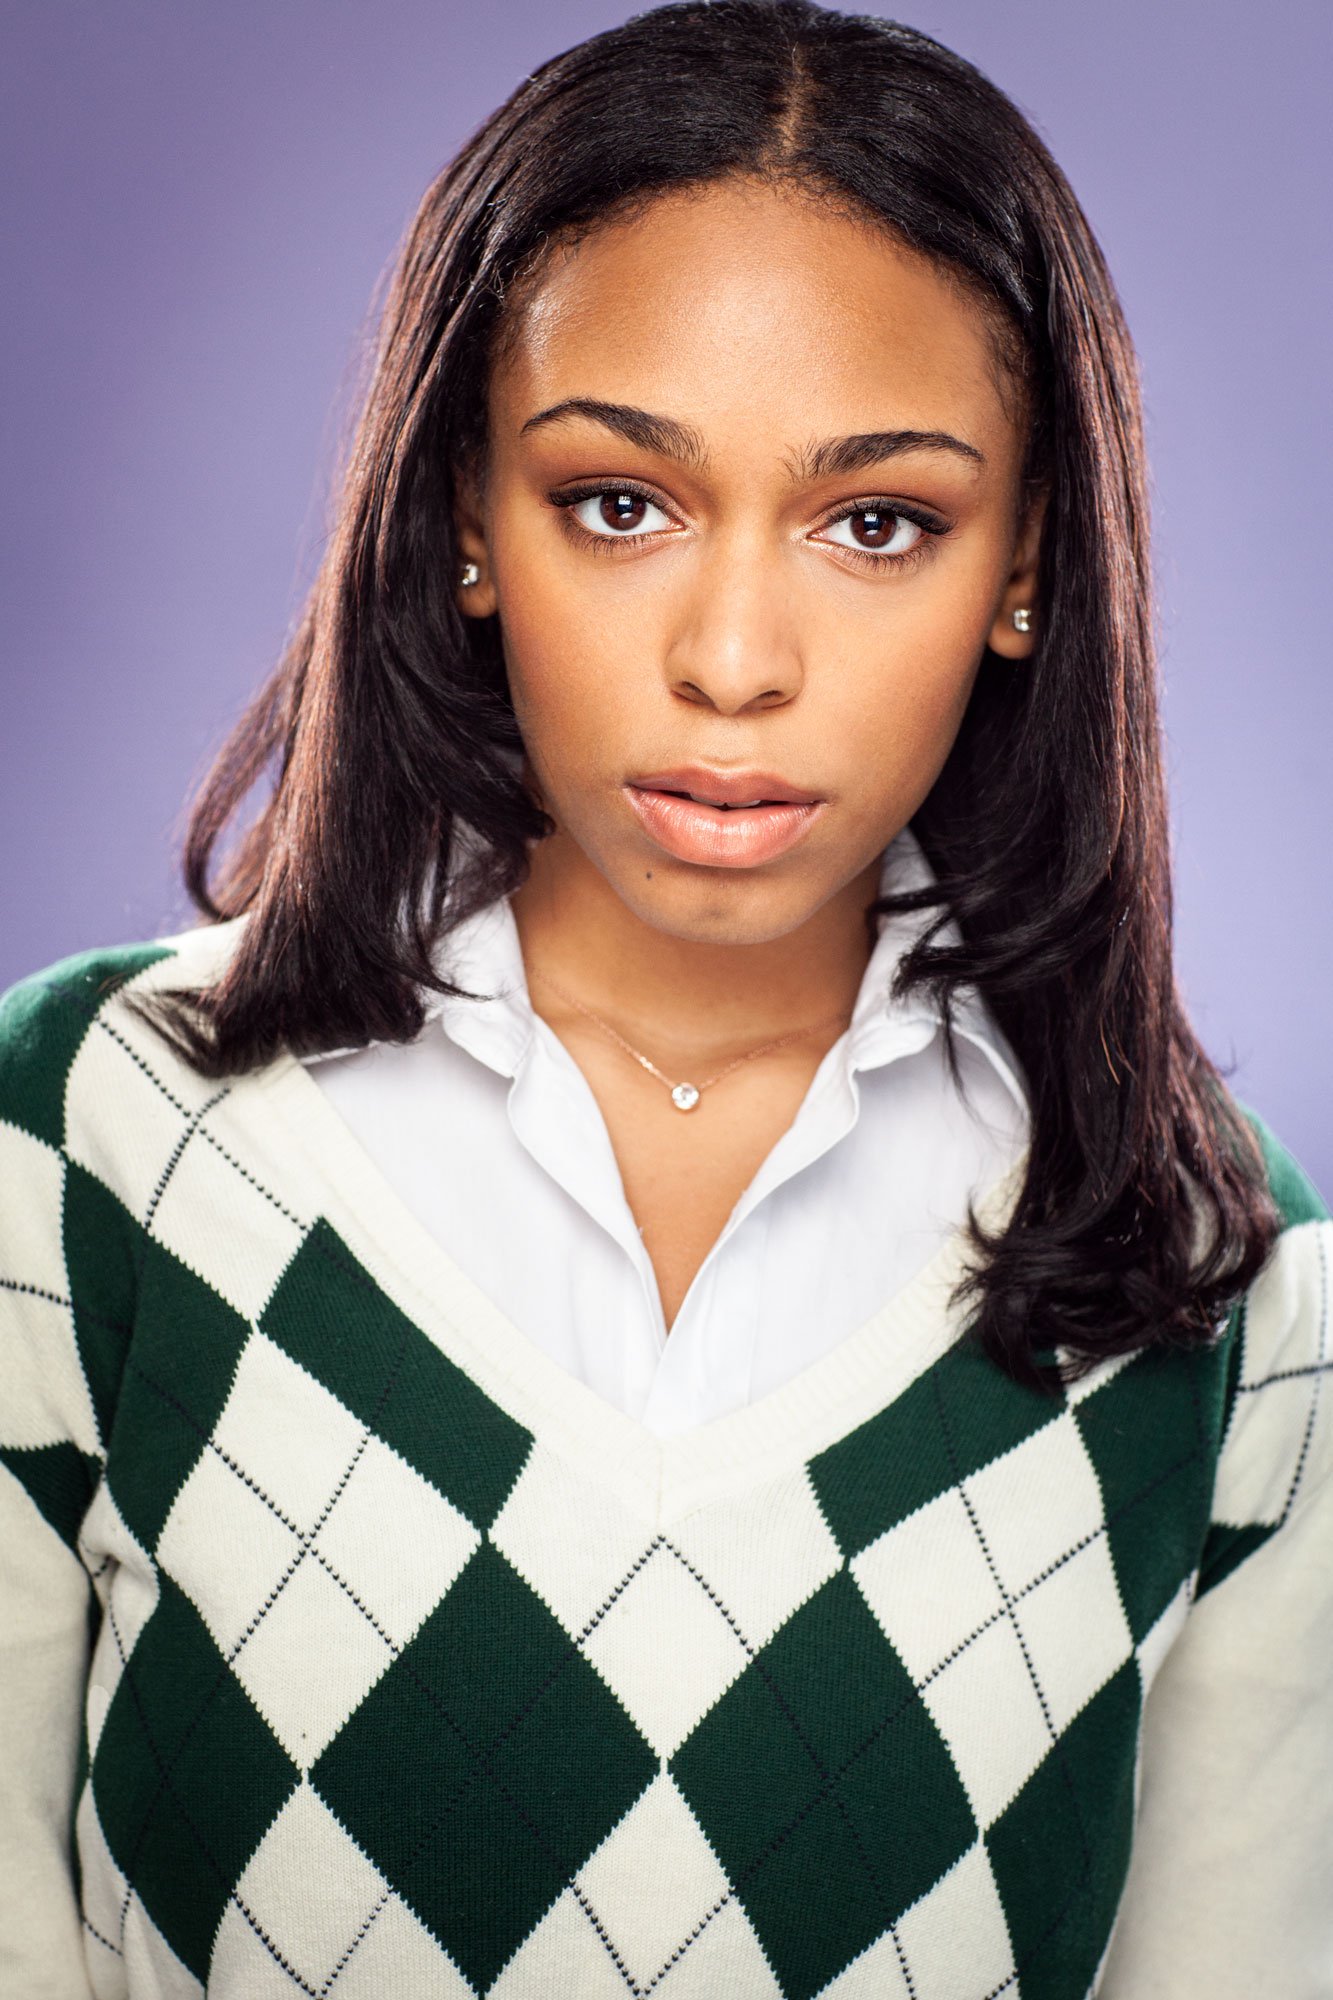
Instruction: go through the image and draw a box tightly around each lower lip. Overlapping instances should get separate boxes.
[624,786,824,867]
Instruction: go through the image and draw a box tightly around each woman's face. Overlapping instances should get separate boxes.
[457,175,1039,946]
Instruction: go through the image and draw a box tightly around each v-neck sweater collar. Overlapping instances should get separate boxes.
[249,1037,1030,1525]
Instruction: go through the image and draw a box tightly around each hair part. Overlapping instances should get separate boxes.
[141,0,1280,1391]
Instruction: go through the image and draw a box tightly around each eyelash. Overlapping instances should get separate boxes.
[547,480,950,573]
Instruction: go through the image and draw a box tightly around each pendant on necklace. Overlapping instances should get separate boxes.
[671,1082,701,1112]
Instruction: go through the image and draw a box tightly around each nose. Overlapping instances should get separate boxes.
[663,530,804,714]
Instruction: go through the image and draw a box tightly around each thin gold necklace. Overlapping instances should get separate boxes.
[527,965,852,1112]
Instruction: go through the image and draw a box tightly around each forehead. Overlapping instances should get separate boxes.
[490,177,1023,461]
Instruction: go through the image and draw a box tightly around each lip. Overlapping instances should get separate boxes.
[624,766,826,869]
[629,766,823,808]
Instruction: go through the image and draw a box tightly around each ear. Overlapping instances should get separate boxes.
[452,462,500,619]
[986,489,1046,660]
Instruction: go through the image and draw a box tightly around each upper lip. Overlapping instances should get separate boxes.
[627,766,823,808]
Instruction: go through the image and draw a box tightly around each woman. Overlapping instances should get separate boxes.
[1,2,1328,1994]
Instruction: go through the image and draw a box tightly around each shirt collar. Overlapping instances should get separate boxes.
[424,823,1027,1118]
[844,827,1028,1113]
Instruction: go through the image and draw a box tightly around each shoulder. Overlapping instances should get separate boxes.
[0,926,248,1509]
[1226,1100,1328,1430]
[1235,1098,1328,1229]
[0,922,246,1155]
[1200,1099,1330,1593]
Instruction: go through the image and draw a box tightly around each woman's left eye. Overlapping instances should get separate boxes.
[567,489,676,538]
[815,507,925,558]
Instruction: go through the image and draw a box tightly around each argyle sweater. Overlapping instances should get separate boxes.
[1,928,1330,2000]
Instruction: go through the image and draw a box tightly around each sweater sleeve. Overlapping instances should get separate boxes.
[0,954,158,1998]
[1097,1117,1333,1998]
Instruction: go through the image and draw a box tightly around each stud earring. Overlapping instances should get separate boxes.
[459,561,480,588]
[1011,606,1033,633]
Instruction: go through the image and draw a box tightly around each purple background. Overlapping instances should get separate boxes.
[2,2,1329,1192]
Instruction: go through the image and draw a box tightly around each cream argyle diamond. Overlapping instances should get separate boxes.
[156,1326,480,1768]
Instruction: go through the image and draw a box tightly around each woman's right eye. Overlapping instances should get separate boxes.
[566,489,676,538]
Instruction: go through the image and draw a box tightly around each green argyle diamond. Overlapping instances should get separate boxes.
[262,1220,532,1531]
[93,1572,299,1980]
[810,1336,1063,1560]
[986,1658,1141,1997]
[1072,1344,1226,1642]
[671,1566,976,1999]
[313,1536,657,1990]
[105,1234,253,1554]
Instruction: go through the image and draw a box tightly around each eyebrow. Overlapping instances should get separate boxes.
[520,398,710,470]
[518,397,985,477]
[794,428,985,479]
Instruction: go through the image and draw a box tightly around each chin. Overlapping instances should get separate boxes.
[607,861,826,947]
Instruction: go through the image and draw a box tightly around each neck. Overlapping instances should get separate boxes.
[509,824,883,1062]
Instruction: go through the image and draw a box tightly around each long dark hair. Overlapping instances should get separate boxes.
[145,0,1280,1390]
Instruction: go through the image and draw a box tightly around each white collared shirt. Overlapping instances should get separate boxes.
[304,824,1030,1436]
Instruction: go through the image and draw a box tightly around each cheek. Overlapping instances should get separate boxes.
[495,574,641,780]
[813,586,989,798]
[491,506,677,773]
